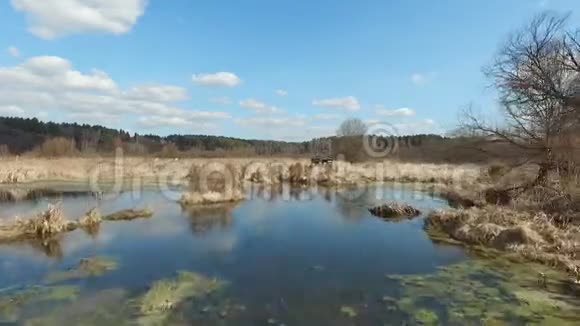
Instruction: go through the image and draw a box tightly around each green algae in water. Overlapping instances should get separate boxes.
[340,305,357,318]
[0,285,79,322]
[22,288,130,326]
[386,255,580,325]
[44,256,118,284]
[414,308,438,325]
[135,270,226,325]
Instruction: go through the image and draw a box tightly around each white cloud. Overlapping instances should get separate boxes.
[209,96,232,105]
[124,85,189,102]
[0,105,26,116]
[411,72,437,85]
[7,46,20,58]
[312,96,360,111]
[275,89,288,96]
[375,106,416,117]
[0,55,230,130]
[239,98,281,114]
[0,56,118,93]
[11,0,148,39]
[192,72,241,87]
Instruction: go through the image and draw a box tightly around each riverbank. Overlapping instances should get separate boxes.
[426,206,579,273]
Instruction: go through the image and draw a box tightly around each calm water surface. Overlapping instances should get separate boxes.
[1,184,577,325]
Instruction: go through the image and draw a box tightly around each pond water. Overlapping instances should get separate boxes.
[0,184,579,325]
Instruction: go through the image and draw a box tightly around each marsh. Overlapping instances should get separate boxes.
[0,183,578,325]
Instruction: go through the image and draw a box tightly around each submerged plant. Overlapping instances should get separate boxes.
[45,256,118,283]
[386,255,580,325]
[414,309,438,325]
[0,285,79,322]
[135,271,226,325]
[22,288,129,326]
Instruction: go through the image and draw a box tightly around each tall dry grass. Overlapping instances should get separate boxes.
[426,206,580,274]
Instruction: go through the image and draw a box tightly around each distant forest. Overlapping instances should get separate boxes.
[0,116,494,163]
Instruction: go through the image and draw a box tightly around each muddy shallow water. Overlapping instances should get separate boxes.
[0,184,578,325]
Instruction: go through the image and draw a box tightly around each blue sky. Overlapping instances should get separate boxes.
[0,0,578,140]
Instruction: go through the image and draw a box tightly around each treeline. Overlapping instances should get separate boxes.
[0,117,310,156]
[0,116,475,162]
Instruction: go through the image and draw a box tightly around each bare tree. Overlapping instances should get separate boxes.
[463,12,580,190]
[335,118,368,162]
[337,118,368,136]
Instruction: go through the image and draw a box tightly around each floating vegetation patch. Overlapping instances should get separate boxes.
[385,256,580,325]
[45,256,118,284]
[104,208,153,221]
[0,285,79,322]
[22,288,129,326]
[134,271,226,325]
[368,202,421,219]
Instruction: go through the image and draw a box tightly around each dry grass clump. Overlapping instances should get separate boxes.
[369,202,421,219]
[78,207,102,226]
[0,204,74,242]
[426,206,580,275]
[0,206,154,243]
[104,208,153,221]
[76,207,102,236]
[179,190,244,206]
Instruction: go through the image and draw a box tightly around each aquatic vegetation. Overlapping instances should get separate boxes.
[0,285,79,322]
[385,256,580,325]
[368,202,421,219]
[45,256,118,283]
[340,305,358,318]
[413,309,438,325]
[22,288,129,326]
[135,271,226,325]
[104,208,154,221]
